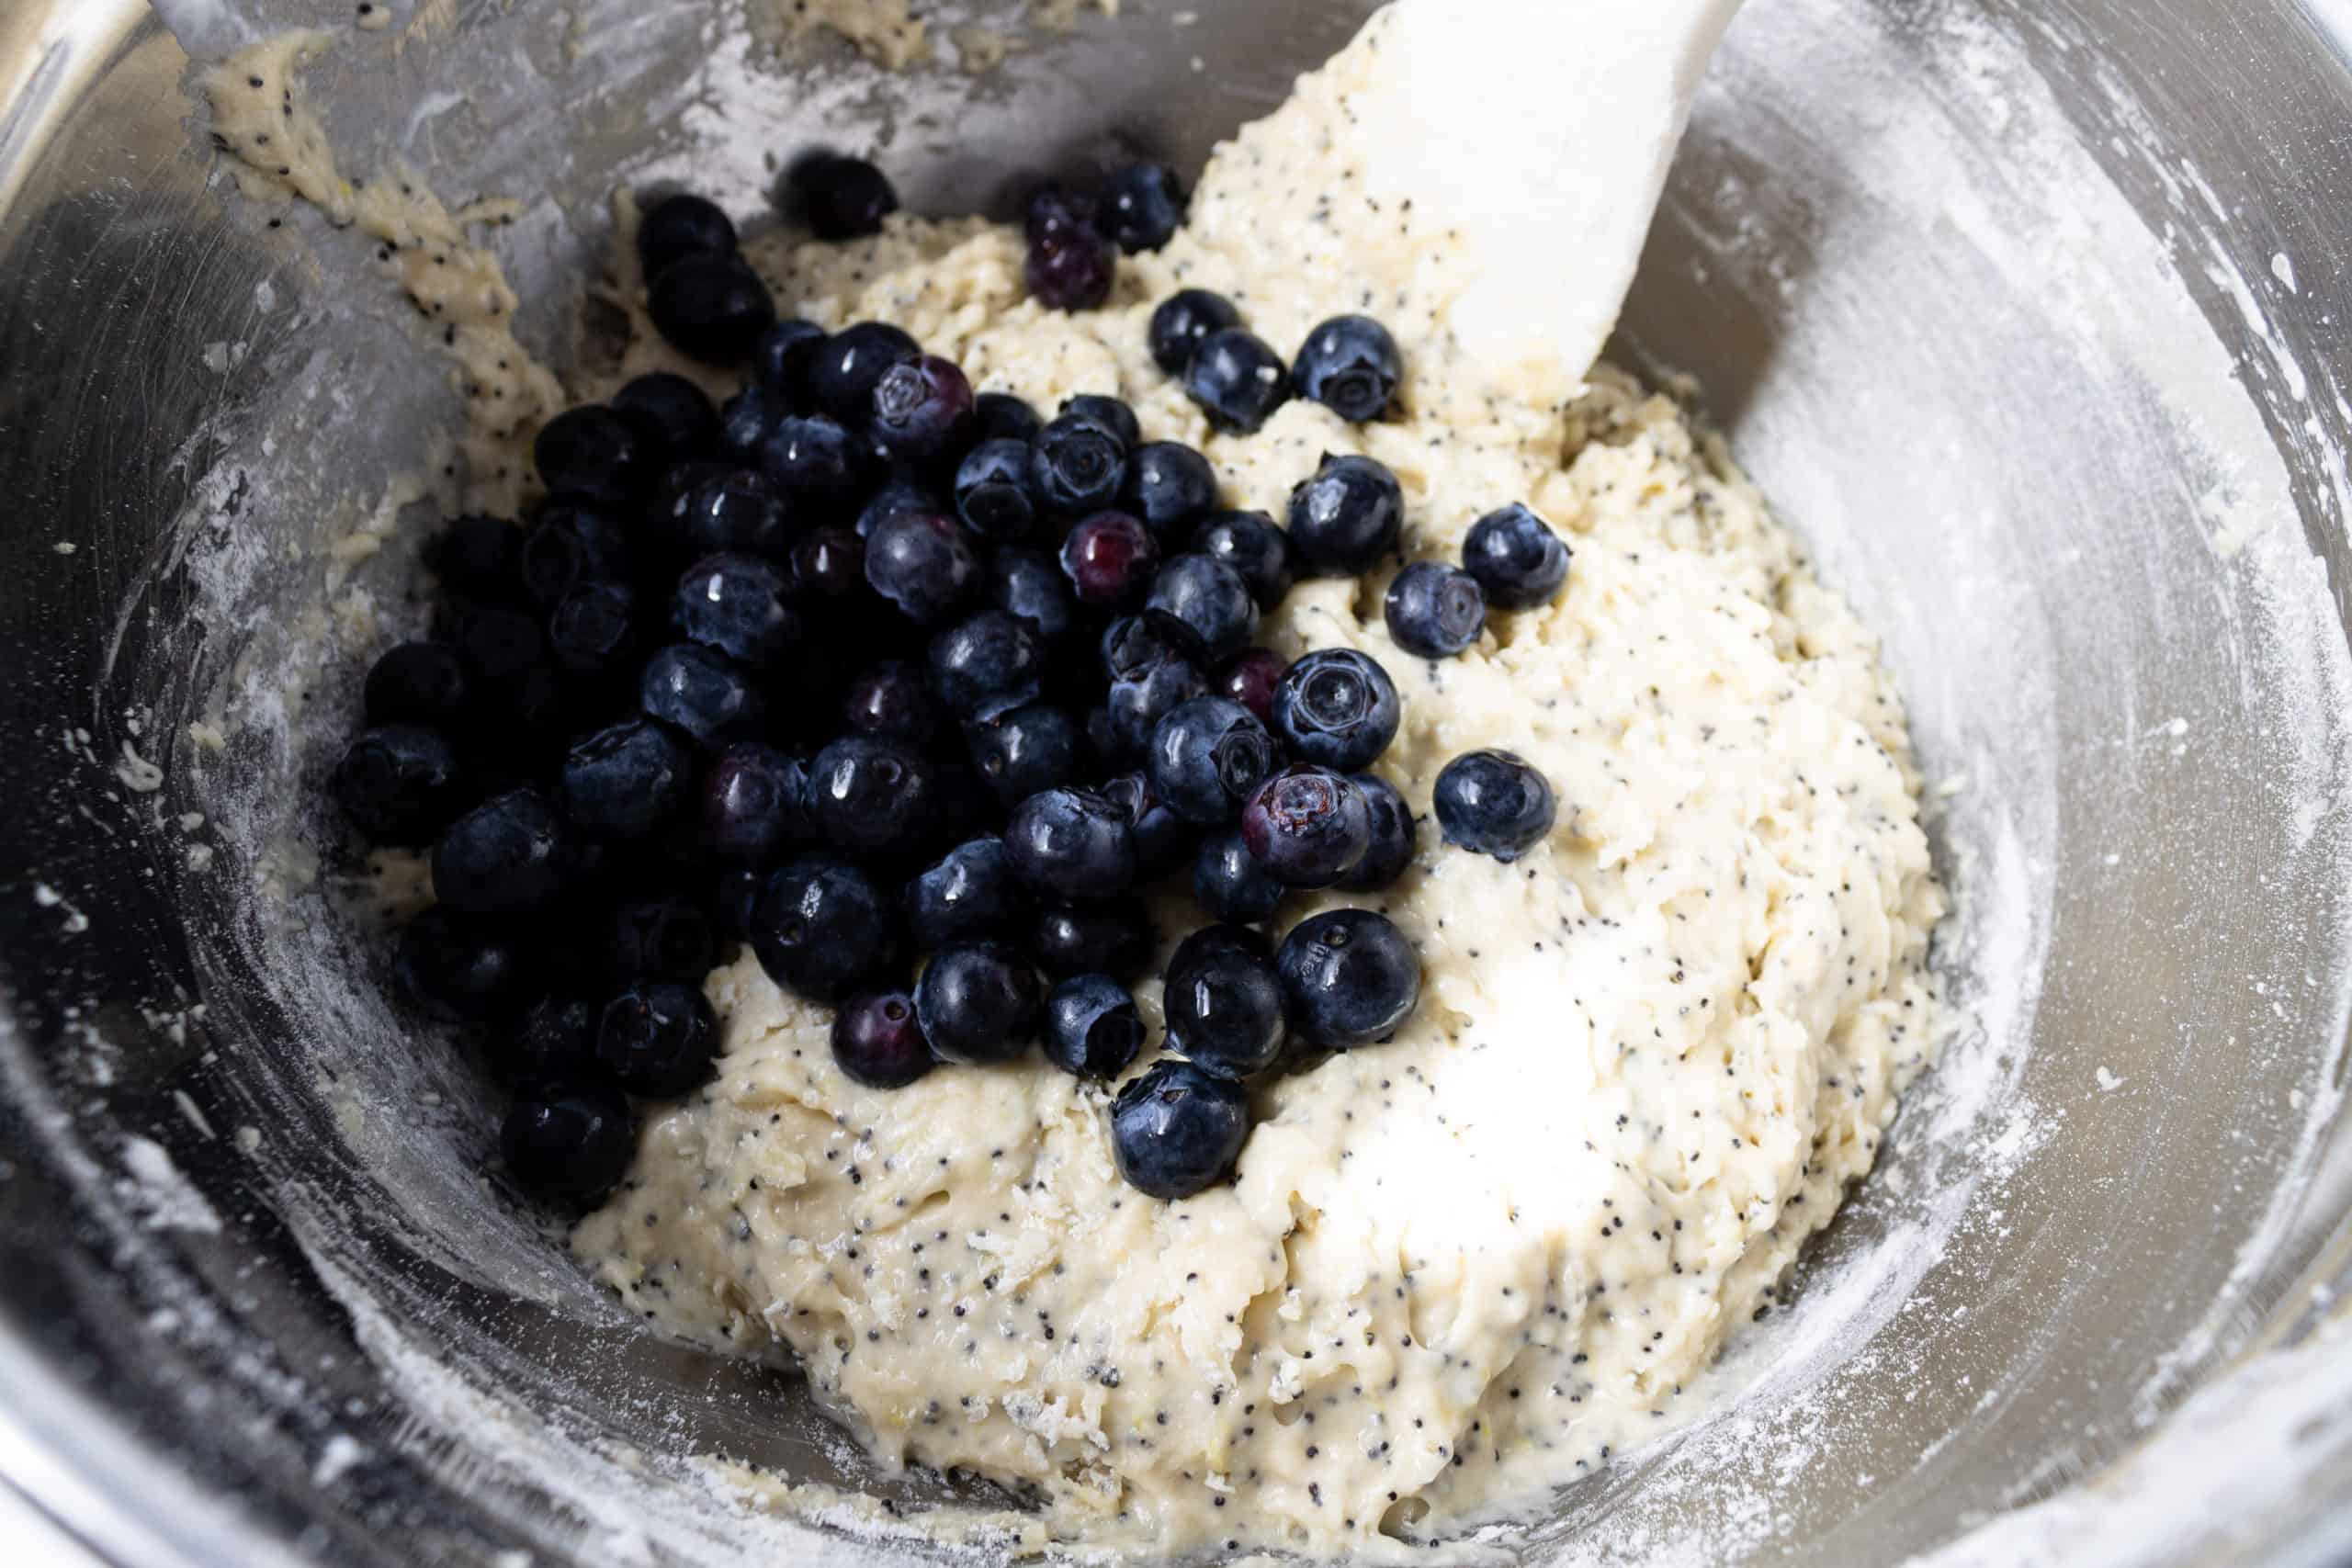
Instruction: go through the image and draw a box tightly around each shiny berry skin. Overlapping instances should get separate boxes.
[432,788,572,915]
[366,641,472,729]
[1433,749,1557,862]
[1271,649,1400,773]
[1216,648,1283,727]
[1122,441,1218,538]
[1111,1058,1250,1200]
[929,609,1044,720]
[519,503,631,607]
[870,355,977,471]
[501,1081,635,1208]
[906,836,1032,949]
[759,414,871,516]
[975,391,1043,445]
[1146,554,1258,664]
[395,905,534,1023]
[1099,769,1193,880]
[1096,161,1187,252]
[954,437,1039,541]
[637,192,737,283]
[1026,228,1116,311]
[606,896,717,984]
[1337,773,1417,892]
[968,705,1082,807]
[1024,183,1098,243]
[548,581,638,679]
[1192,513,1293,611]
[865,510,980,625]
[791,152,899,240]
[1241,765,1372,888]
[1060,394,1140,452]
[660,467,788,561]
[1030,415,1129,519]
[535,406,650,505]
[1292,314,1404,423]
[1275,908,1421,1048]
[857,478,943,541]
[1104,649,1208,764]
[792,527,866,601]
[429,514,522,602]
[1102,612,1197,683]
[675,553,801,666]
[1032,898,1155,982]
[807,321,921,427]
[752,318,828,401]
[915,942,1041,1065]
[752,857,901,1002]
[1148,288,1241,376]
[1193,828,1283,924]
[1163,923,1285,1078]
[808,735,942,861]
[611,372,720,466]
[1384,560,1486,658]
[1004,785,1136,901]
[560,719,693,839]
[832,990,933,1089]
[1183,327,1289,434]
[492,994,600,1086]
[1043,975,1144,1079]
[1286,454,1403,576]
[1148,696,1277,827]
[1059,512,1159,610]
[842,660,943,746]
[986,547,1078,647]
[648,252,776,365]
[1463,502,1571,609]
[702,742,811,862]
[334,724,466,844]
[639,643,767,749]
[717,383,787,467]
[598,980,719,1097]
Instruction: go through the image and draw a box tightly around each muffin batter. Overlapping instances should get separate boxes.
[570,13,1947,1556]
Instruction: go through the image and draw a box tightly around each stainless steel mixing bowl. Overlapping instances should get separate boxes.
[4,1,2351,1563]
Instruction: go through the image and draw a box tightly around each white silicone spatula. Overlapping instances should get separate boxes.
[1351,0,1746,393]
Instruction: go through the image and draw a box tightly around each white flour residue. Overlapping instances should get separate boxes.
[119,1136,223,1235]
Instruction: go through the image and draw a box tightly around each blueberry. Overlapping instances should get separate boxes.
[1163,923,1285,1077]
[395,905,534,1023]
[930,609,1044,720]
[1096,161,1187,252]
[1271,649,1400,772]
[1059,393,1140,452]
[1216,648,1283,727]
[501,1081,636,1208]
[452,601,549,688]
[1122,441,1218,538]
[759,413,871,516]
[548,581,639,679]
[366,641,471,729]
[433,788,572,915]
[1462,502,1571,609]
[1148,696,1277,827]
[1102,611,1198,682]
[842,660,943,746]
[1026,228,1116,311]
[490,993,600,1086]
[807,321,920,427]
[752,318,829,402]
[428,513,522,603]
[717,383,788,467]
[855,478,942,541]
[1111,1059,1250,1200]
[1032,897,1155,982]
[1099,769,1193,880]
[611,373,720,467]
[1146,554,1258,664]
[598,980,719,1096]
[560,719,693,839]
[519,502,631,606]
[661,467,789,561]
[637,192,737,283]
[1103,646,1207,763]
[1292,314,1404,423]
[955,437,1038,540]
[792,526,867,601]
[606,895,717,983]
[870,354,977,471]
[1043,975,1144,1079]
[535,406,651,504]
[916,941,1042,1064]
[808,735,941,861]
[968,704,1082,807]
[1286,454,1403,576]
[906,836,1032,949]
[1384,560,1486,658]
[1337,773,1417,892]
[1148,288,1241,376]
[1193,828,1284,924]
[1059,512,1159,610]
[648,252,776,365]
[639,643,768,749]
[974,391,1043,444]
[450,609,570,753]
[1275,908,1420,1048]
[790,152,899,241]
[1024,183,1098,243]
[832,989,933,1089]
[1191,511,1294,610]
[1241,765,1372,888]
[1004,785,1136,901]
[334,724,466,844]
[1183,328,1289,434]
[752,857,901,1002]
[1030,415,1129,519]
[703,741,812,862]
[1432,749,1556,861]
[712,863,765,942]
[674,553,801,667]
[865,509,979,624]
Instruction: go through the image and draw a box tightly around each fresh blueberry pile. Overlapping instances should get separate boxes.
[329,153,1575,1210]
